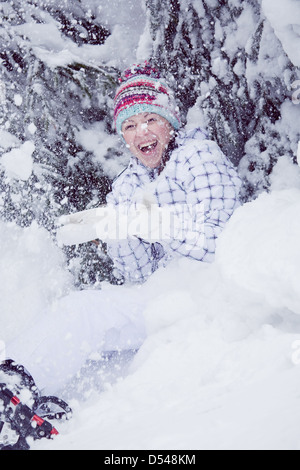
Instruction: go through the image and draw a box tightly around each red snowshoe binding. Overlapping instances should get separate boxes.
[0,360,72,450]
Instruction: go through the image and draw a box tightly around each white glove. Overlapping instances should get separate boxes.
[56,223,99,246]
[56,207,112,246]
[57,207,106,227]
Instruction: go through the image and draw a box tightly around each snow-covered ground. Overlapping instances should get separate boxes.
[1,155,300,450]
[43,160,300,450]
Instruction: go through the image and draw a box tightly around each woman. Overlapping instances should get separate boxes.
[0,63,241,448]
[105,63,242,283]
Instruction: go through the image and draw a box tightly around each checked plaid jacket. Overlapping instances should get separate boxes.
[106,128,242,284]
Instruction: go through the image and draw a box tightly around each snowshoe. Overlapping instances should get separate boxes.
[0,360,72,450]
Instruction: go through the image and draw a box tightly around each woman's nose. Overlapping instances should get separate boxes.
[136,122,149,136]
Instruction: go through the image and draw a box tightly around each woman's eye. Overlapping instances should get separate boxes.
[147,118,156,124]
[124,124,134,131]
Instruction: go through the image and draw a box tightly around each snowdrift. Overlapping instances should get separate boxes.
[0,222,71,343]
[262,0,300,67]
[217,188,300,315]
[1,158,300,450]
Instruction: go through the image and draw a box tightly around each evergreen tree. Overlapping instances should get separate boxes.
[145,0,300,200]
[0,0,124,287]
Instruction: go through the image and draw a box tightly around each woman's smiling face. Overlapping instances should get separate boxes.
[121,112,173,169]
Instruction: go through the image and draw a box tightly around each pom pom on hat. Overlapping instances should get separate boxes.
[114,62,181,137]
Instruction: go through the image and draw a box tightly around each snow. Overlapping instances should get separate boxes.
[0,130,20,151]
[27,123,37,136]
[0,0,300,452]
[13,94,23,107]
[224,4,258,54]
[262,0,300,67]
[1,159,300,449]
[12,0,147,69]
[75,122,128,179]
[94,0,149,67]
[217,188,300,314]
[0,221,71,343]
[1,141,35,181]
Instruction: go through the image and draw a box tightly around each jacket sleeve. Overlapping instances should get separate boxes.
[106,237,165,284]
[105,180,165,284]
[166,143,242,262]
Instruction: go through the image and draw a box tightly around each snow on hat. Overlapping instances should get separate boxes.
[114,62,181,137]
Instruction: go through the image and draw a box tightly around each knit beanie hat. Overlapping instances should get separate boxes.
[114,63,181,137]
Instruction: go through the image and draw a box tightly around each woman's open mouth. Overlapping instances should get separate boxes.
[138,141,158,154]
